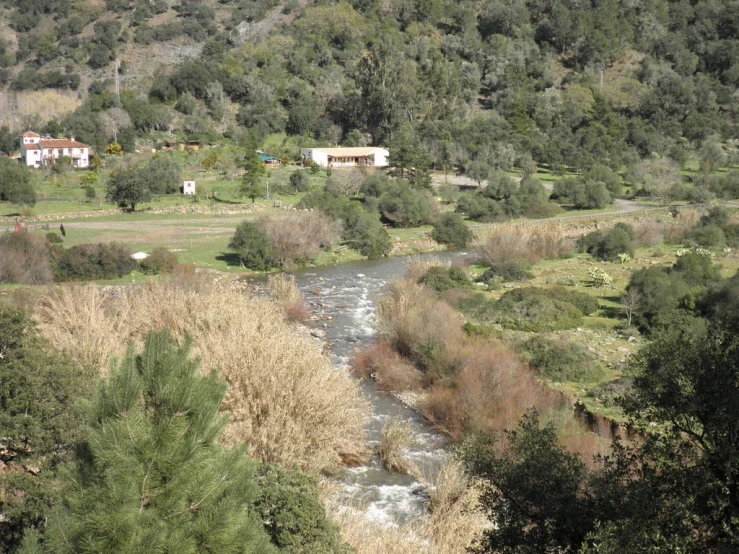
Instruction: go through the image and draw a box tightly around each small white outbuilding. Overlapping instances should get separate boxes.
[183,180,196,195]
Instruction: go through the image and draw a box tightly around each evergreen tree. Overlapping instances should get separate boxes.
[240,132,266,203]
[23,331,277,554]
[0,305,93,553]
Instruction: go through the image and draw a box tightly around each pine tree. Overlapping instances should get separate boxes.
[0,305,93,553]
[23,330,277,554]
[240,132,266,203]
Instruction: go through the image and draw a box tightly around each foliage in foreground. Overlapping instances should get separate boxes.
[22,330,278,553]
[0,305,94,553]
[462,313,739,554]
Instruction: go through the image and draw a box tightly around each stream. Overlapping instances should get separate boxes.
[289,251,466,526]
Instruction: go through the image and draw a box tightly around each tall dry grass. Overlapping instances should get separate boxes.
[266,273,311,322]
[35,281,369,474]
[378,417,417,475]
[376,278,465,378]
[327,457,485,554]
[404,256,448,282]
[474,221,574,265]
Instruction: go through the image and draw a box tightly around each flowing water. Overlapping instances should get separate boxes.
[289,251,466,525]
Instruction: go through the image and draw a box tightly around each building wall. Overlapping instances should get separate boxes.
[373,149,389,167]
[301,149,329,167]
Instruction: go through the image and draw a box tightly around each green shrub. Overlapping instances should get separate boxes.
[671,252,721,287]
[289,171,310,192]
[687,223,726,248]
[431,213,473,248]
[45,233,63,245]
[521,336,606,383]
[502,286,599,316]
[139,247,178,274]
[626,267,692,334]
[420,266,471,291]
[254,464,349,553]
[552,176,612,209]
[578,222,635,261]
[496,294,584,332]
[53,242,137,281]
[481,260,533,283]
[456,192,503,222]
[228,221,276,271]
[377,183,436,227]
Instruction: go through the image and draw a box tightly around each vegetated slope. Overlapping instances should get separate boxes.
[0,0,737,173]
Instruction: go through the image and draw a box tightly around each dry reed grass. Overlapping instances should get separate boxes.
[35,281,370,474]
[376,278,465,377]
[267,273,311,322]
[474,221,574,265]
[378,417,417,475]
[404,256,448,282]
[327,457,485,554]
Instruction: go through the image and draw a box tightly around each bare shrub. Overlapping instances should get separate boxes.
[474,222,573,265]
[632,218,665,247]
[326,168,365,196]
[456,340,561,435]
[665,209,701,244]
[35,282,369,474]
[267,273,311,323]
[349,341,424,392]
[0,232,53,284]
[260,211,342,267]
[422,385,466,438]
[378,417,417,475]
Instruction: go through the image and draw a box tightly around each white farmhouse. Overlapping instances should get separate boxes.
[21,131,91,169]
[300,147,389,169]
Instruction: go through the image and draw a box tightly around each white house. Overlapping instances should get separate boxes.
[300,147,389,169]
[20,131,91,169]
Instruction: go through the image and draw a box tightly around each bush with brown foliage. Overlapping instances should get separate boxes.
[260,211,342,266]
[35,281,369,474]
[139,247,178,274]
[0,231,53,284]
[350,340,423,392]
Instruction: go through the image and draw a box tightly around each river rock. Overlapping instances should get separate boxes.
[310,329,327,339]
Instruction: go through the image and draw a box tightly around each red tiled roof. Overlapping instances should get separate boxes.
[38,139,90,149]
[25,143,40,150]
[23,131,40,138]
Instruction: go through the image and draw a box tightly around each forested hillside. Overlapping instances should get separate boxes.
[0,0,737,172]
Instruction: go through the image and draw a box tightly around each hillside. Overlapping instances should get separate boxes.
[0,0,737,174]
